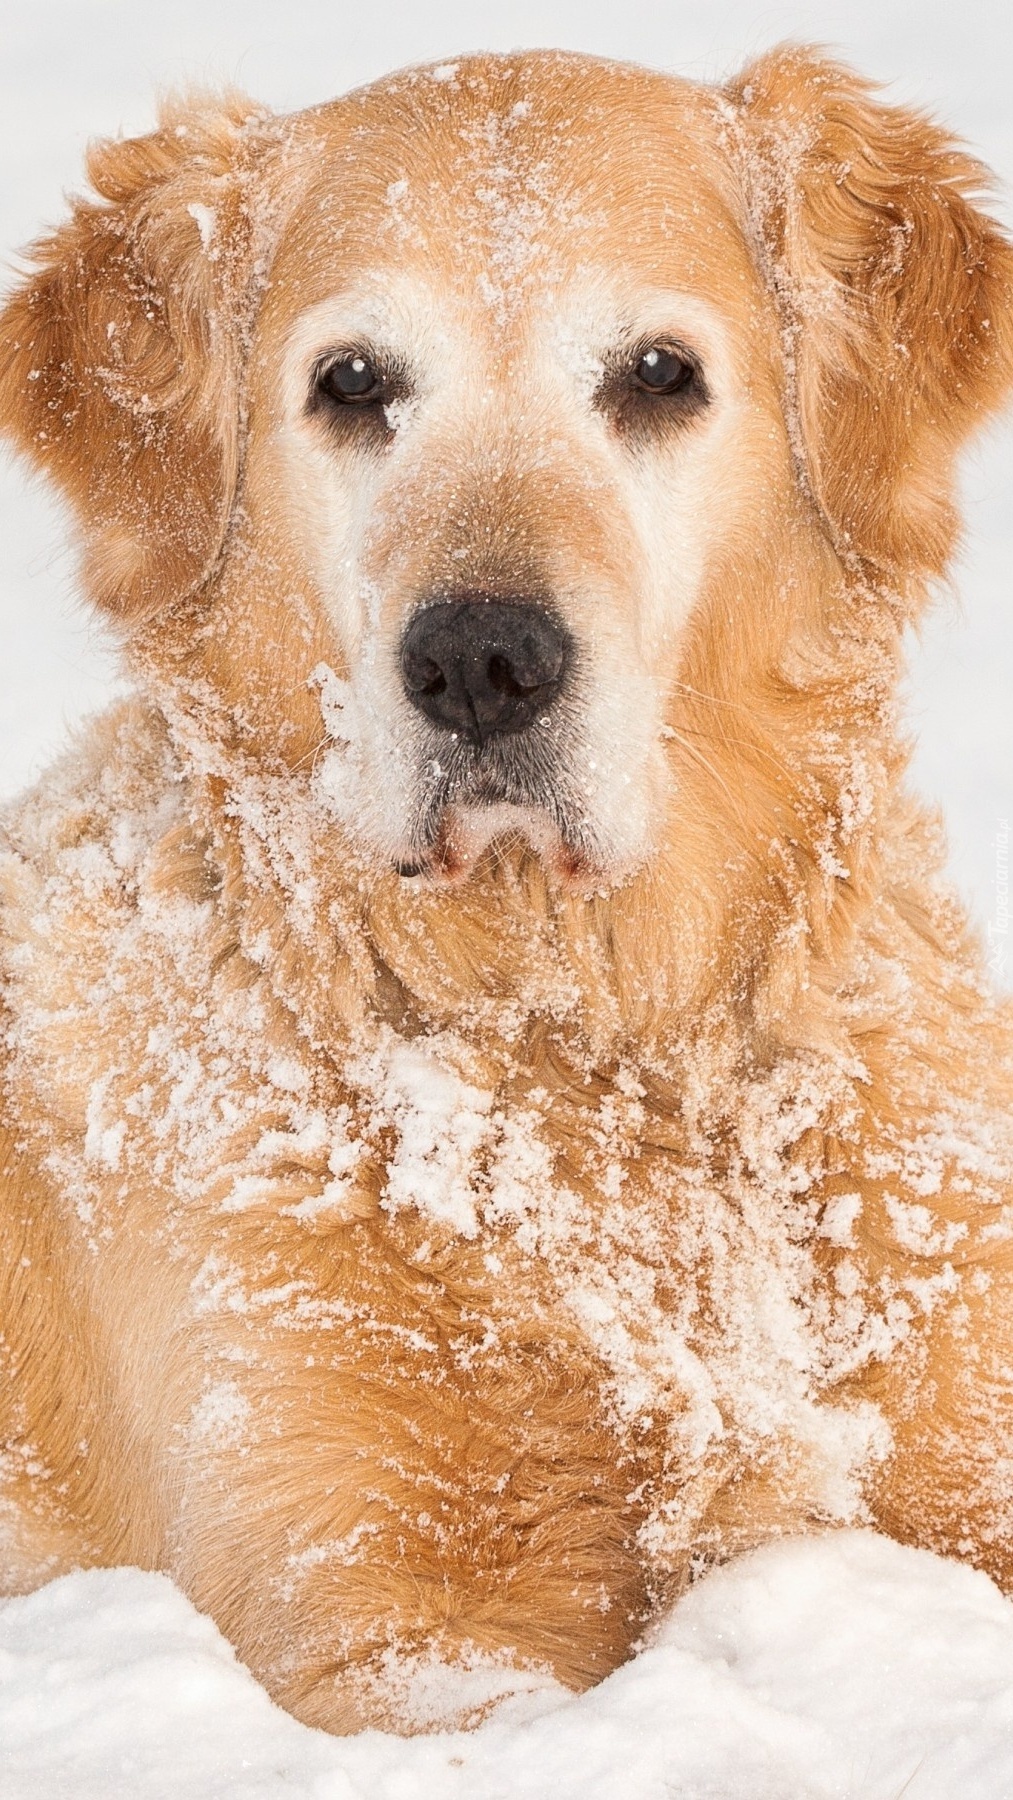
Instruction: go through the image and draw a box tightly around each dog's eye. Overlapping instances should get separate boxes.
[307,350,409,443]
[314,354,384,406]
[596,339,708,441]
[633,346,695,395]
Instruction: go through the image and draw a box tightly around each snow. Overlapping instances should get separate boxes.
[2,2,1013,1794]
[187,200,219,253]
[4,1532,1013,1798]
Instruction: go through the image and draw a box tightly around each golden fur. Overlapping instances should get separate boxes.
[2,45,1013,1734]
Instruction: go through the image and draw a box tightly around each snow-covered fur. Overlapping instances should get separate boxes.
[2,46,1013,1735]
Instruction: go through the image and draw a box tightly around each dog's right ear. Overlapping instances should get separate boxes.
[0,91,271,622]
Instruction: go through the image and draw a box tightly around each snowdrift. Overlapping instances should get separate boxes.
[3,1530,1013,1799]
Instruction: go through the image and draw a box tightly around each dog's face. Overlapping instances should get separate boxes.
[3,49,1012,909]
[243,61,788,883]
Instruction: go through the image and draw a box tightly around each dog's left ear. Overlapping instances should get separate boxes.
[0,90,271,621]
[727,46,1013,586]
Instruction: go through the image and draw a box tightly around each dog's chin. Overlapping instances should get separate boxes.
[395,802,600,892]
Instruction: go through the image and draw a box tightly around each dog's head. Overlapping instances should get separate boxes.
[3,48,1012,910]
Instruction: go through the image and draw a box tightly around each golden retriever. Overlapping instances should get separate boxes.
[2,44,1013,1736]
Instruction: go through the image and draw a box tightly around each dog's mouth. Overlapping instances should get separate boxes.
[394,731,596,886]
[395,803,586,885]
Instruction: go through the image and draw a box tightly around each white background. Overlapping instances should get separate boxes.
[1,0,1010,979]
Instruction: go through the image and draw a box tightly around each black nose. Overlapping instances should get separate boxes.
[400,598,572,742]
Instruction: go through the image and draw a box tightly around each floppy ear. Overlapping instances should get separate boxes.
[727,46,1013,586]
[0,90,271,621]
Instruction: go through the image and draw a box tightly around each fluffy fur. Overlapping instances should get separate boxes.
[2,46,1013,1734]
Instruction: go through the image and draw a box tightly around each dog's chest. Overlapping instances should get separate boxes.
[0,725,891,1580]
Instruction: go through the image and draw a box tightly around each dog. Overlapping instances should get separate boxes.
[2,43,1013,1736]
